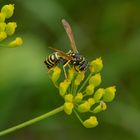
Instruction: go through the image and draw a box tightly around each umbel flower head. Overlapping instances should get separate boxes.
[49,57,116,128]
[0,4,23,48]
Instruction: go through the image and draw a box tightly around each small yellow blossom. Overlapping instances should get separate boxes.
[64,102,74,115]
[59,80,70,96]
[64,94,73,102]
[100,101,107,110]
[0,22,6,32]
[78,101,91,113]
[1,4,14,18]
[5,22,17,36]
[68,67,75,81]
[83,116,98,128]
[92,102,107,113]
[74,71,85,86]
[0,13,5,22]
[0,31,7,41]
[89,73,101,87]
[90,57,103,73]
[51,66,61,83]
[86,84,94,95]
[87,98,95,106]
[103,86,116,102]
[8,37,23,48]
[93,88,105,102]
[74,92,83,103]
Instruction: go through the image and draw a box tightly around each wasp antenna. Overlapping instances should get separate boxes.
[62,19,68,26]
[61,19,78,53]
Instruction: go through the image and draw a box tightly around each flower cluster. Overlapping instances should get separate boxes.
[50,57,116,128]
[0,4,23,48]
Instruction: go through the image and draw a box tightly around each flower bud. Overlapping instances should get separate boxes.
[74,92,83,103]
[5,22,17,36]
[0,22,6,32]
[74,71,85,86]
[89,73,101,87]
[64,94,73,102]
[87,98,95,106]
[86,84,94,95]
[90,57,103,73]
[93,88,105,102]
[83,116,98,128]
[1,4,14,18]
[8,37,23,47]
[0,12,5,22]
[103,86,116,102]
[51,66,61,83]
[0,31,7,41]
[78,101,91,113]
[68,67,75,81]
[59,80,70,96]
[92,102,107,113]
[64,102,74,115]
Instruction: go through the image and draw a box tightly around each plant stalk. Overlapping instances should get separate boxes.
[0,105,64,136]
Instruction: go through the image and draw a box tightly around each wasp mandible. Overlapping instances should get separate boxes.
[44,19,88,78]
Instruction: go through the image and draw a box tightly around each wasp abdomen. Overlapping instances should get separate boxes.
[44,52,60,69]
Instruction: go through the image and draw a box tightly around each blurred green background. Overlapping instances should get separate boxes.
[0,0,140,140]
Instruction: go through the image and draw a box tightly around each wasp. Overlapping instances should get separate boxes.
[44,19,88,78]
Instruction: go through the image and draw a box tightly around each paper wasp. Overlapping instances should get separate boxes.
[44,19,88,78]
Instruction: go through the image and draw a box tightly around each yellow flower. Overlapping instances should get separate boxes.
[0,12,5,22]
[78,101,91,113]
[92,102,107,113]
[64,94,73,102]
[83,116,98,128]
[87,98,95,106]
[0,22,6,32]
[74,92,83,103]
[8,37,23,48]
[68,67,75,81]
[103,86,116,102]
[5,22,17,36]
[89,73,101,87]
[51,66,61,83]
[93,88,105,102]
[0,31,7,41]
[86,84,94,95]
[1,4,14,18]
[59,80,70,96]
[90,57,103,73]
[74,71,85,86]
[64,102,74,115]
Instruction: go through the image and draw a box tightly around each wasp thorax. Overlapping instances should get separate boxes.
[66,50,88,72]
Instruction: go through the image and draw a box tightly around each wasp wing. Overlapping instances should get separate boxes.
[48,47,73,60]
[62,19,78,53]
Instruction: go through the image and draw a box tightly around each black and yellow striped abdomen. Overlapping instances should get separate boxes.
[44,52,60,69]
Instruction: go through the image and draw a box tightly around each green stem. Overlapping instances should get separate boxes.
[78,73,92,93]
[73,109,83,124]
[0,105,64,137]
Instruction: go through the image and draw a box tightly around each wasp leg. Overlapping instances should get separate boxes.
[47,68,52,74]
[63,60,71,79]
